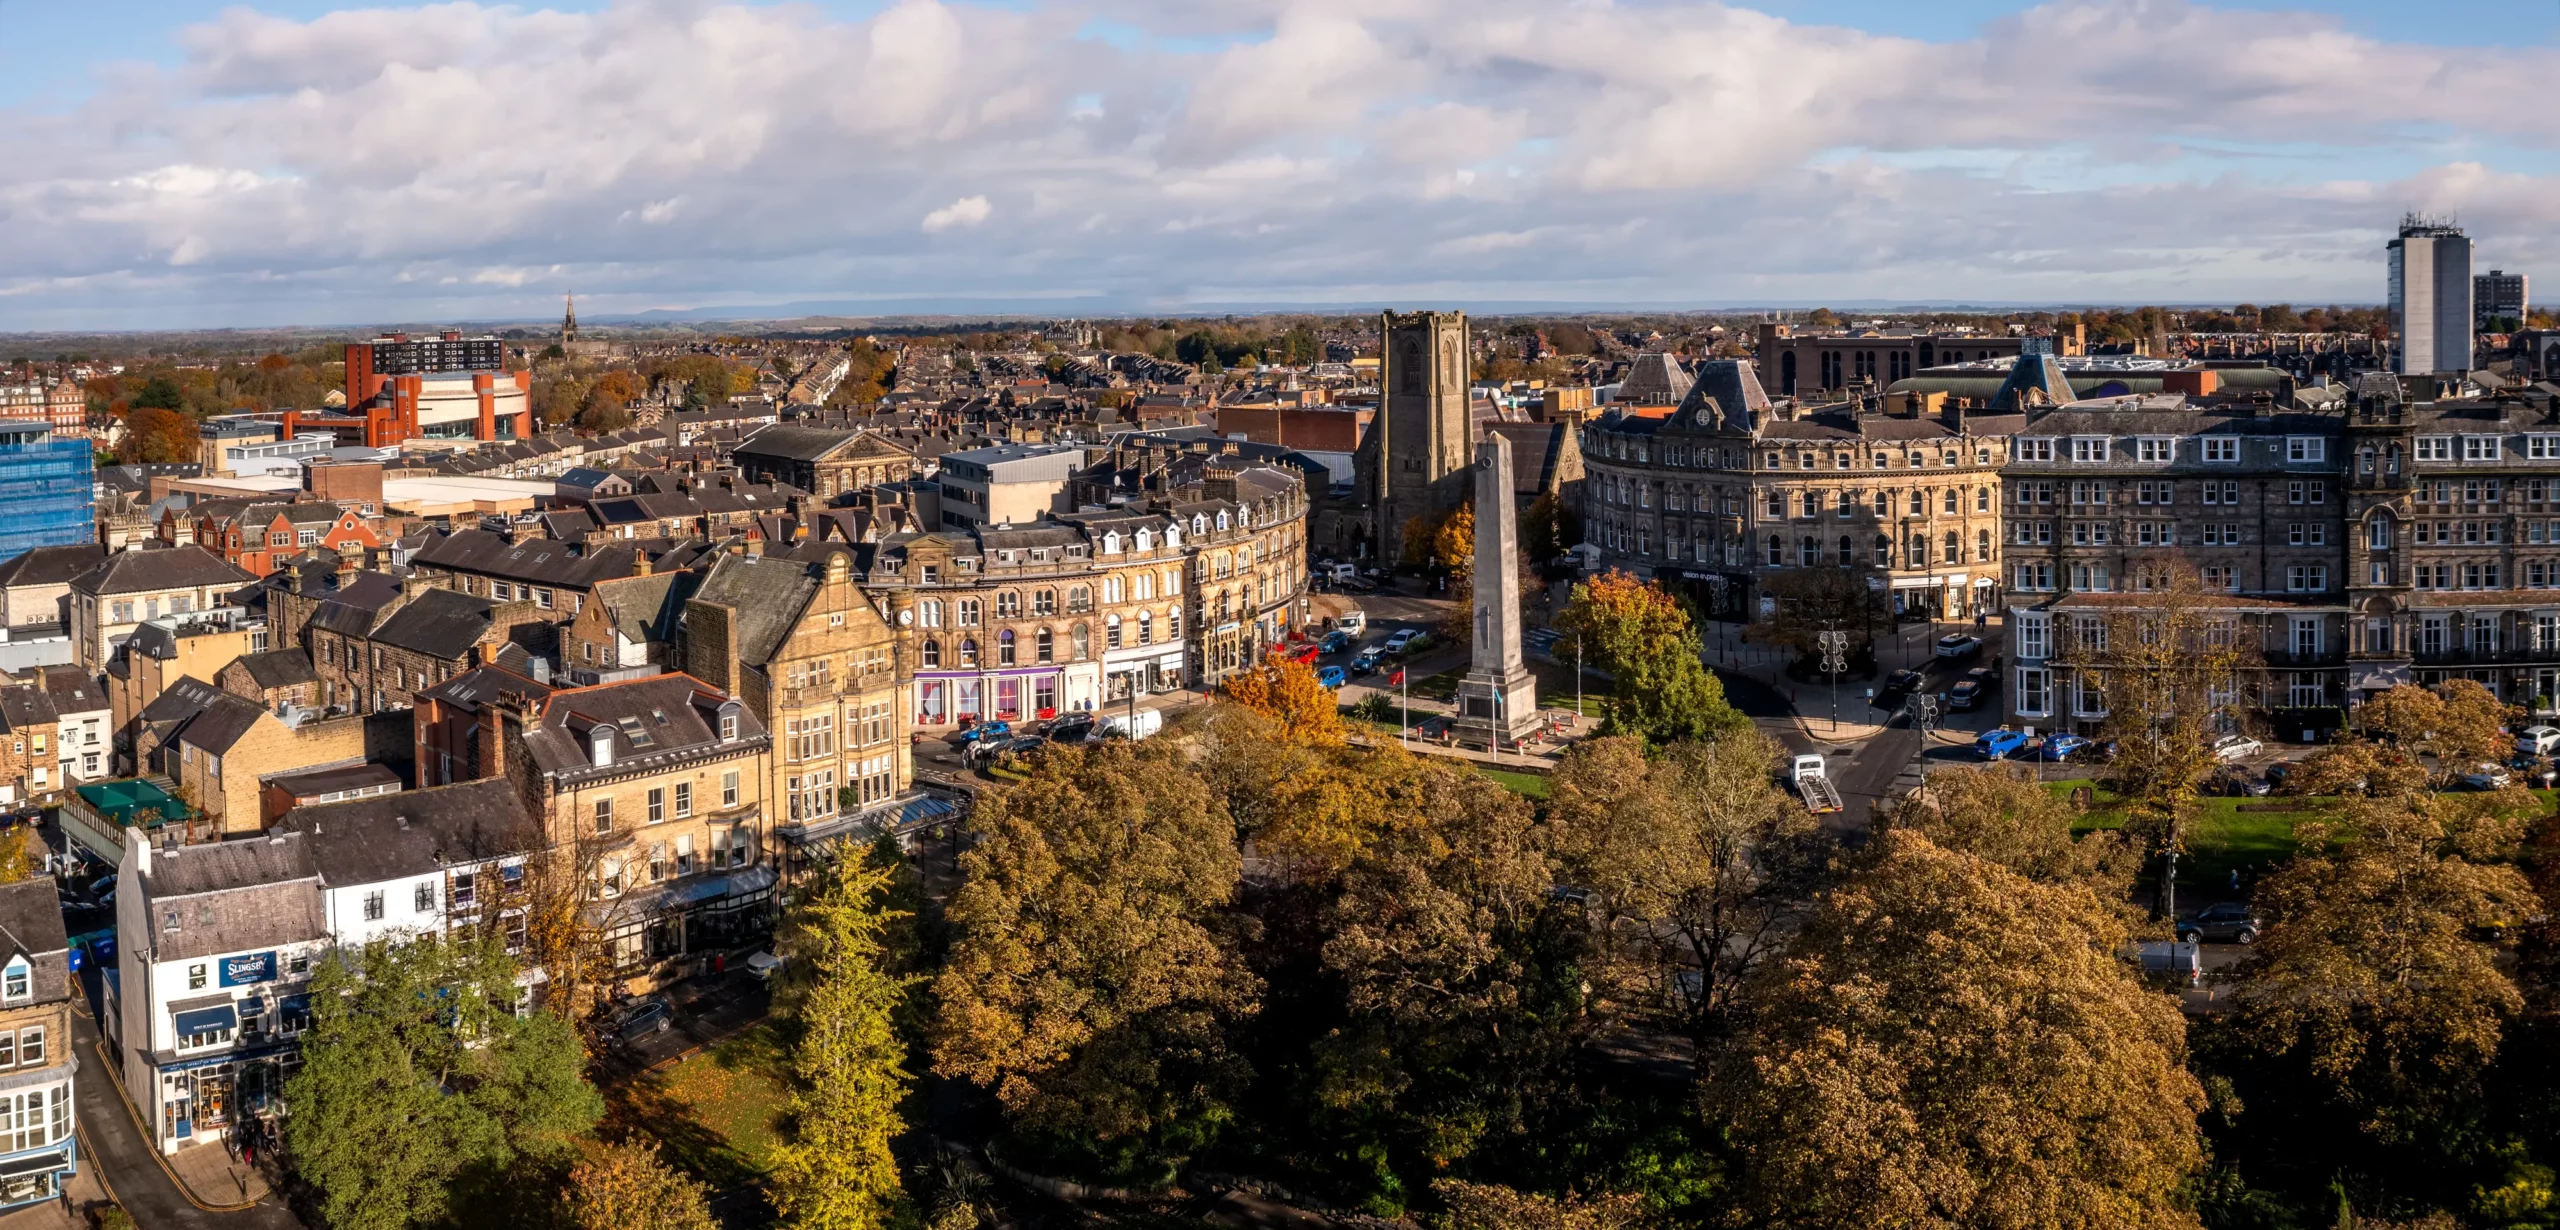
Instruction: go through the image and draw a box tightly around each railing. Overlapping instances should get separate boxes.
[2259,649,2347,668]
[2411,647,2560,666]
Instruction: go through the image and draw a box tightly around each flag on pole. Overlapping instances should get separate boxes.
[1389,668,1406,686]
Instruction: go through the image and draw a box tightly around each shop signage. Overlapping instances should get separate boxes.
[220,951,276,987]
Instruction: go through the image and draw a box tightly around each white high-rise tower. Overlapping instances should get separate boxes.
[2390,215,2474,375]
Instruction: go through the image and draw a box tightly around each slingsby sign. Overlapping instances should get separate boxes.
[218,952,276,987]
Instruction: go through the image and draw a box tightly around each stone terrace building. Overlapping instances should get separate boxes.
[2001,396,2355,738]
[1579,359,2021,621]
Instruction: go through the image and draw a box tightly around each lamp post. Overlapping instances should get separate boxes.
[1818,628,1848,738]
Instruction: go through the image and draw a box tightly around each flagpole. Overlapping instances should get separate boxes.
[1400,666,1408,749]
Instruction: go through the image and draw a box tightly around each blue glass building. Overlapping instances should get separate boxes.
[0,422,92,561]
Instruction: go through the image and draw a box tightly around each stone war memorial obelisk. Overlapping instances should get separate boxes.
[1455,431,1542,749]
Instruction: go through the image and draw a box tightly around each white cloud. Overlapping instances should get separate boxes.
[1,0,2557,326]
[922,195,993,233]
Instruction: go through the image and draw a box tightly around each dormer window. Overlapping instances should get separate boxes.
[1135,531,1153,550]
[2,958,26,1002]
[720,713,737,741]
[1217,513,1231,530]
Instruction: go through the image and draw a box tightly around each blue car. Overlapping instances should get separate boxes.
[959,719,1012,744]
[1320,631,1352,655]
[1975,728,2030,760]
[2038,733,2091,761]
[1317,665,1347,689]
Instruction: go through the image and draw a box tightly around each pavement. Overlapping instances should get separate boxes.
[67,969,302,1229]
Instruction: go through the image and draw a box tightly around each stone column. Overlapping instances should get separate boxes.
[1456,432,1541,747]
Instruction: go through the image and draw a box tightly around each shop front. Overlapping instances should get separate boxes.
[599,864,780,981]
[914,667,1072,727]
[1104,647,1187,701]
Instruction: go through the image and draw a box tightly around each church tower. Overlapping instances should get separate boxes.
[1361,309,1472,561]
[561,292,579,348]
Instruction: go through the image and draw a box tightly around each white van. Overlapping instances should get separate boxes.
[1336,608,1366,636]
[1323,562,1358,584]
[1095,709,1165,742]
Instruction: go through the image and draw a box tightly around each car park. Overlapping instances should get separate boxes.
[2460,762,2514,789]
[2178,902,2262,946]
[2522,726,2560,755]
[1975,728,2031,759]
[2038,733,2090,761]
[1947,667,1996,710]
[1317,665,1347,689]
[2210,734,2263,762]
[1932,633,1984,661]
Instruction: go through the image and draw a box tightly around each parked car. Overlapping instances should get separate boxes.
[1352,648,1386,675]
[2520,726,2560,755]
[1975,728,2031,759]
[1288,643,1322,665]
[1320,630,1352,655]
[2210,734,2263,762]
[2127,940,2204,988]
[2210,766,2271,797]
[958,718,1012,744]
[1383,629,1420,654]
[1046,715,1096,744]
[2038,733,2091,761]
[2263,760,2302,790]
[1317,665,1347,689]
[1095,709,1165,741]
[746,951,787,981]
[2460,762,2514,789]
[1932,633,1983,661]
[1947,667,1996,711]
[2178,902,2263,946]
[613,1000,674,1046]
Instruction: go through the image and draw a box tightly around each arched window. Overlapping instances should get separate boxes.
[1908,532,1928,567]
[1135,529,1153,550]
[918,599,941,628]
[1975,529,1991,561]
[995,590,1021,618]
[921,639,941,668]
[959,638,979,667]
[1216,512,1230,530]
[999,629,1017,666]
[1033,588,1055,616]
[956,599,980,627]
[1798,536,1817,566]
[1975,486,1990,512]
[1193,514,1208,535]
[1104,576,1124,604]
[2368,514,2394,549]
[1839,535,1853,563]
[1071,624,1090,659]
[1908,489,1925,515]
[1874,535,1891,566]
[1942,488,1959,515]
[1068,584,1091,612]
[1106,614,1123,649]
[1167,608,1181,639]
[1101,532,1121,554]
[1138,611,1154,645]
[1766,534,1783,566]
[1036,627,1054,663]
[1943,530,1960,560]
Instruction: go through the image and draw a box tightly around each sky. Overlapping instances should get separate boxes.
[2,0,2557,331]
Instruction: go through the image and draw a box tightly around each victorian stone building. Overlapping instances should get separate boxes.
[1578,359,2021,621]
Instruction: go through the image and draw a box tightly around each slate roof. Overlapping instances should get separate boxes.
[591,572,700,649]
[69,547,255,598]
[416,664,554,714]
[0,879,67,963]
[410,529,635,588]
[140,833,327,962]
[265,764,400,799]
[275,778,540,884]
[733,424,868,463]
[1618,353,1695,405]
[686,554,816,668]
[35,667,103,716]
[370,588,500,661]
[231,648,319,691]
[0,686,55,735]
[140,677,228,726]
[521,673,763,779]
[173,693,268,756]
[0,543,104,589]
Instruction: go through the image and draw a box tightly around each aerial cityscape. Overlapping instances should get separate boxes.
[0,2,2556,1230]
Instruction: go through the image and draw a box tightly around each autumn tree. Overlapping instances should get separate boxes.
[285,932,601,1230]
[933,741,1257,1181]
[2056,566,2256,917]
[1878,761,2132,890]
[2232,789,2539,1153]
[2355,680,2517,787]
[563,1139,718,1230]
[1519,491,1579,565]
[1219,651,1345,745]
[116,406,200,465]
[1433,1180,1644,1230]
[1545,733,1826,1042]
[1717,831,2207,1229]
[1432,502,1476,575]
[770,854,916,1230]
[1553,570,1745,743]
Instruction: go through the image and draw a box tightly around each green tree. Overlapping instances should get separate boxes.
[1553,570,1745,743]
[285,933,602,1230]
[1717,831,2206,1229]
[932,740,1257,1181]
[769,855,917,1230]
[563,1139,718,1230]
[130,374,184,411]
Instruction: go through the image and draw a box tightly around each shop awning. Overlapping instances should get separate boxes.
[0,1148,69,1178]
[171,1003,236,1036]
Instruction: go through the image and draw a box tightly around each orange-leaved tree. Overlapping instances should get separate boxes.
[1220,650,1345,745]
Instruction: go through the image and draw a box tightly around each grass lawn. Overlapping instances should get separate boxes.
[1412,669,1464,702]
[607,1022,793,1188]
[1479,766,1553,799]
